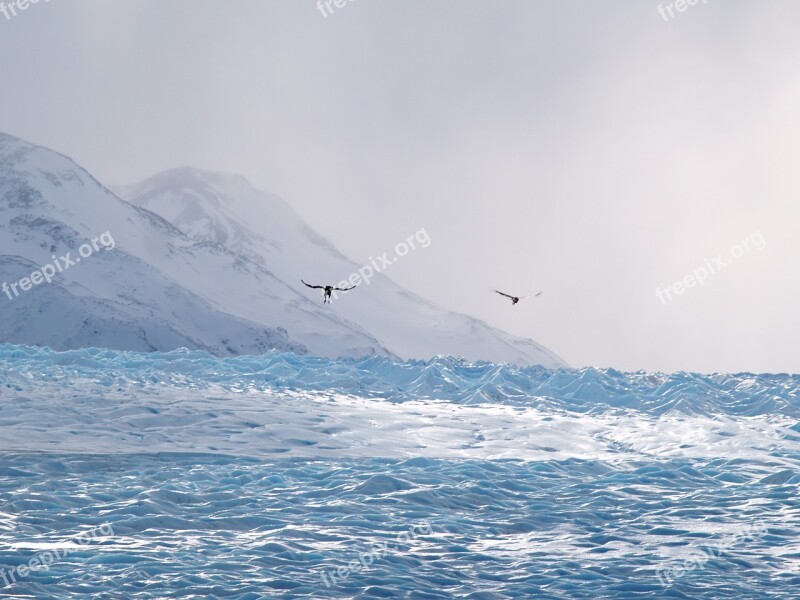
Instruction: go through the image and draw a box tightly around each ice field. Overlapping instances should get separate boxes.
[1,344,799,598]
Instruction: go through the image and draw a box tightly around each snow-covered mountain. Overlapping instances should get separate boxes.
[0,133,385,358]
[115,168,566,367]
[0,132,565,366]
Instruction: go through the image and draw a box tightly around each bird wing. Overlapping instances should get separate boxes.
[333,284,357,292]
[518,291,544,301]
[301,280,324,290]
[494,290,515,299]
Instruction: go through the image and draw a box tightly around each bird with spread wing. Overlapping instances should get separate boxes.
[302,280,357,304]
[493,290,542,306]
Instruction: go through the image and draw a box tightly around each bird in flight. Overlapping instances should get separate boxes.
[302,280,357,304]
[494,290,542,306]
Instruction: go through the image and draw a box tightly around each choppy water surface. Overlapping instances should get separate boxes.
[1,345,799,598]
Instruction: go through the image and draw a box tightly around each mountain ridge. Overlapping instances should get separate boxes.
[0,132,566,367]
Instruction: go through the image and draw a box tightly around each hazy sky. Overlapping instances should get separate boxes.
[1,1,798,373]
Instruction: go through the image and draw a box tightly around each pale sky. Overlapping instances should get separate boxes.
[1,0,798,373]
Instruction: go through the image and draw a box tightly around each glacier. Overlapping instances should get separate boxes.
[1,344,799,598]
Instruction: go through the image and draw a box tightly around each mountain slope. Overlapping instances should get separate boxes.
[116,167,567,367]
[0,133,389,358]
[0,132,565,366]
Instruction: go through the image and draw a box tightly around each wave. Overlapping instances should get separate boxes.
[2,344,798,418]
[2,344,800,598]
